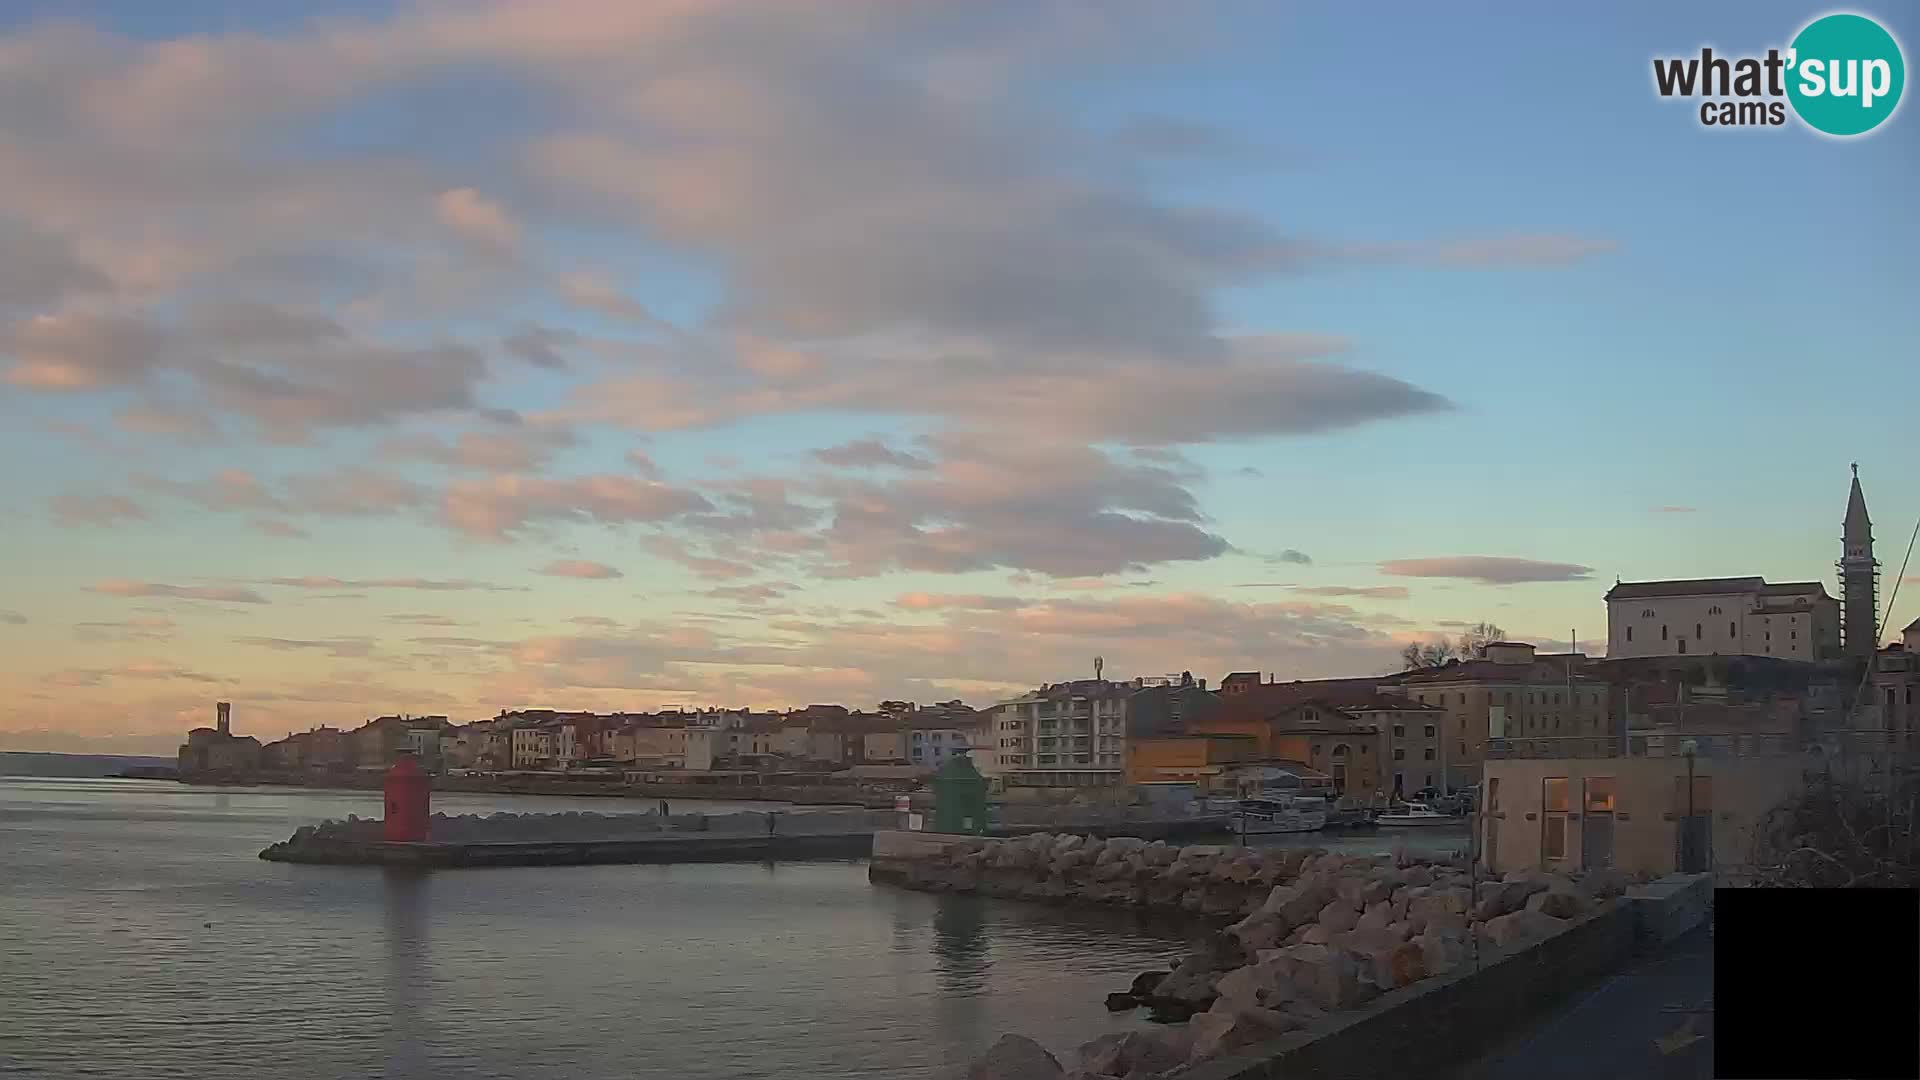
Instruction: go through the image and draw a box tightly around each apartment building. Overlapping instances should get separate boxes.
[1390,642,1611,791]
[986,679,1132,787]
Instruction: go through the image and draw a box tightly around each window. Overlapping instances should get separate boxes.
[1543,777,1571,861]
[1392,724,1405,737]
[1642,608,1654,618]
[1457,694,1466,706]
[1678,639,1687,654]
[1708,605,1722,615]
[1458,741,1467,756]
[1393,748,1405,760]
[1423,748,1435,760]
[1423,724,1436,737]
[1791,630,1798,640]
[1626,626,1633,642]
[1584,777,1615,812]
[1729,621,1736,638]
[1695,623,1702,639]
[1661,625,1669,641]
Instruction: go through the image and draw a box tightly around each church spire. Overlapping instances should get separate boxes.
[1840,464,1878,659]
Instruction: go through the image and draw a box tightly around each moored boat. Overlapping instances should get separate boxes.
[1226,795,1327,835]
[1373,802,1455,827]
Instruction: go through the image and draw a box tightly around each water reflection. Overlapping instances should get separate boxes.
[383,869,433,1079]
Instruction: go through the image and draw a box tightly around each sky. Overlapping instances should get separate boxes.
[2,1,1915,754]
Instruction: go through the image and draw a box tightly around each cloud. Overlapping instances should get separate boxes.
[379,428,574,473]
[263,576,512,592]
[234,636,377,659]
[798,430,1230,578]
[0,610,27,625]
[1253,585,1414,599]
[441,473,712,539]
[140,469,283,512]
[1378,556,1594,585]
[251,518,310,539]
[283,466,429,515]
[46,661,221,687]
[74,615,177,643]
[1330,234,1617,269]
[537,559,625,579]
[703,583,795,605]
[503,326,579,369]
[1272,548,1312,565]
[0,218,110,312]
[1651,505,1698,514]
[90,580,268,604]
[895,593,1028,611]
[559,273,658,322]
[386,613,460,626]
[813,439,932,470]
[434,188,521,255]
[48,493,146,526]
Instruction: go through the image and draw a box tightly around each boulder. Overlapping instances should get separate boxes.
[1579,867,1631,899]
[1333,875,1370,909]
[1227,911,1286,952]
[1129,970,1170,997]
[1317,899,1361,934]
[1471,879,1545,921]
[967,1034,1063,1080]
[1187,1002,1297,1063]
[1260,878,1335,928]
[1353,938,1428,990]
[1417,928,1470,977]
[1299,924,1332,945]
[1360,875,1398,906]
[1479,909,1568,951]
[1076,1029,1191,1078]
[1290,945,1373,1011]
[1180,844,1226,861]
[1399,865,1436,888]
[1525,883,1592,919]
[1355,901,1394,934]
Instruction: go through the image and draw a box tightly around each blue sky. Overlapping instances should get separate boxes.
[1,1,1913,752]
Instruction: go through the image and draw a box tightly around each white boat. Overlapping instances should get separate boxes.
[1226,795,1327,835]
[1374,802,1455,828]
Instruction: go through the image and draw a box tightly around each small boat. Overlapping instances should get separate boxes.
[1226,795,1327,835]
[1374,802,1455,827]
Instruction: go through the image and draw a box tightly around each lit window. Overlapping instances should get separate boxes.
[1543,777,1571,861]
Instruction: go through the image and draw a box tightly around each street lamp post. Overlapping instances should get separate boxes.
[1681,738,1698,872]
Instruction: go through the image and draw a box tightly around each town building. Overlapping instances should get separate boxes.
[986,679,1133,787]
[1840,464,1879,661]
[1604,577,1840,661]
[177,701,261,775]
[1182,690,1439,804]
[1390,642,1611,791]
[1125,733,1262,787]
[1867,618,1920,750]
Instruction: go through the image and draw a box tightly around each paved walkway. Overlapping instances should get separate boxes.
[1446,924,1714,1080]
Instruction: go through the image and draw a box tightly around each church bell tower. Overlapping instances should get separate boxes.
[1839,464,1879,660]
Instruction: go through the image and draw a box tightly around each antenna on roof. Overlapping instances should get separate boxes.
[1094,655,1104,681]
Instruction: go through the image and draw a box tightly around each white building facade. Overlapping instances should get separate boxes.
[988,680,1130,787]
[1604,577,1840,662]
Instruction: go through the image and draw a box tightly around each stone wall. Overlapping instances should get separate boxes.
[893,831,1706,1080]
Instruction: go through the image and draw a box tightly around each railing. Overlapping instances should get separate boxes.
[1487,730,1909,760]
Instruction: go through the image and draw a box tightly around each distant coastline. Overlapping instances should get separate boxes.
[0,751,176,779]
[170,769,891,808]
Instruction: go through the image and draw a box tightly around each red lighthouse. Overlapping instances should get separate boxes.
[382,754,431,842]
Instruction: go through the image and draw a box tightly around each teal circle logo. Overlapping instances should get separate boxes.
[1786,13,1905,136]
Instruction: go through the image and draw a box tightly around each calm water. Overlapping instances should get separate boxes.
[0,778,1205,1079]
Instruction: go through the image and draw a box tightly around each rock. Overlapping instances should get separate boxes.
[1525,883,1591,919]
[1188,1002,1298,1062]
[1353,938,1428,990]
[1333,875,1370,909]
[1129,970,1169,997]
[1260,876,1335,927]
[1317,899,1360,934]
[1180,844,1225,861]
[1480,909,1568,951]
[1579,867,1631,899]
[967,1034,1063,1080]
[1355,901,1393,934]
[1076,1028,1191,1078]
[1472,879,1545,921]
[1227,911,1286,952]
[1417,929,1469,976]
[1360,876,1397,905]
[1288,945,1373,1011]
[1104,992,1139,1012]
[1400,865,1435,888]
[1299,924,1332,944]
[1385,920,1414,942]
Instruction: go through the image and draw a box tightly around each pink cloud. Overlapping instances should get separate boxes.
[90,580,268,603]
[1379,556,1593,585]
[48,493,146,526]
[441,473,711,539]
[537,559,624,580]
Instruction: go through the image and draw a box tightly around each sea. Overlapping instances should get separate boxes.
[0,776,1471,1079]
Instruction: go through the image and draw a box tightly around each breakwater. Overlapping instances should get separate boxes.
[261,808,892,867]
[184,770,898,807]
[871,831,1710,1078]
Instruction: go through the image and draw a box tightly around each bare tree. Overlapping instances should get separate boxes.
[1456,621,1507,659]
[1400,638,1460,670]
[1747,769,1917,888]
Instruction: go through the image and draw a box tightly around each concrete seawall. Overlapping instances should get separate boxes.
[261,831,875,867]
